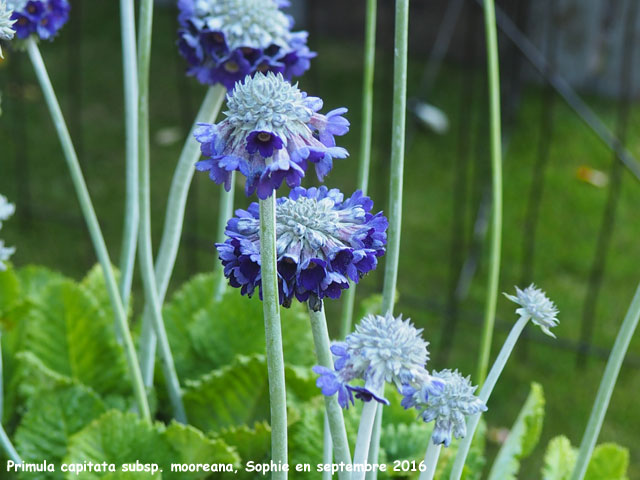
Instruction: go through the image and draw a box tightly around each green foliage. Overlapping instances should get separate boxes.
[584,443,629,480]
[488,382,545,480]
[542,436,577,480]
[214,422,271,479]
[14,384,106,479]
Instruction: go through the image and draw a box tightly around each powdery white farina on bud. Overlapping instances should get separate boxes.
[504,284,559,337]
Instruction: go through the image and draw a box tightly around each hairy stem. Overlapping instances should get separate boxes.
[419,440,442,480]
[213,173,236,301]
[476,0,504,386]
[259,195,288,478]
[353,401,379,480]
[26,39,150,422]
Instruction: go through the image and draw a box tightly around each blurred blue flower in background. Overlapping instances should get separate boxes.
[9,0,69,41]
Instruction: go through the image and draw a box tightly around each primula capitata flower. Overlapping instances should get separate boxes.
[0,194,15,270]
[195,72,349,199]
[177,0,315,89]
[504,284,559,337]
[217,186,387,307]
[0,1,16,58]
[9,0,69,41]
[313,313,437,409]
[403,369,486,447]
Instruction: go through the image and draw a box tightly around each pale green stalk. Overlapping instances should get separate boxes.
[368,0,409,475]
[323,414,333,480]
[136,0,186,422]
[308,304,353,479]
[117,0,139,310]
[449,314,529,480]
[339,0,377,338]
[138,85,226,386]
[259,195,288,478]
[419,441,442,480]
[25,39,151,422]
[0,333,22,464]
[213,173,236,301]
[570,283,640,480]
[352,401,378,480]
[476,0,503,385]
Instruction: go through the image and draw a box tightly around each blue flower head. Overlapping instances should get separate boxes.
[195,72,349,199]
[0,194,15,271]
[313,313,437,409]
[404,369,486,447]
[504,284,559,337]
[8,0,69,41]
[217,186,387,308]
[0,1,16,58]
[177,0,315,89]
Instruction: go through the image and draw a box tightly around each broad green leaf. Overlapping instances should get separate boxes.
[163,422,240,479]
[22,279,129,397]
[64,410,172,479]
[542,436,576,480]
[215,421,271,478]
[16,265,66,303]
[380,422,432,478]
[183,354,317,433]
[584,443,629,480]
[14,384,106,479]
[0,266,20,315]
[487,382,545,480]
[288,400,324,478]
[80,264,122,322]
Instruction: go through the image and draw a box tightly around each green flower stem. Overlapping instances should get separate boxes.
[339,0,377,338]
[352,401,379,480]
[419,440,442,480]
[0,334,22,464]
[308,304,353,479]
[368,0,409,475]
[476,0,503,386]
[214,173,236,301]
[323,413,333,480]
[138,85,226,386]
[259,195,288,478]
[117,0,139,311]
[449,314,529,480]
[570,282,640,480]
[25,38,151,423]
[135,0,186,422]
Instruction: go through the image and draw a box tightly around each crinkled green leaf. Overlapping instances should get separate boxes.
[487,382,545,480]
[16,265,66,302]
[21,279,129,397]
[0,266,20,315]
[80,264,122,322]
[14,384,106,479]
[584,443,629,480]
[542,436,576,480]
[183,354,317,433]
[288,400,324,478]
[215,421,271,478]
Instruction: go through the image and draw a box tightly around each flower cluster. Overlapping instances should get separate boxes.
[217,186,387,307]
[8,0,69,41]
[402,369,487,447]
[314,313,443,409]
[195,72,349,199]
[504,284,559,337]
[0,1,16,58]
[177,0,315,89]
[0,194,15,271]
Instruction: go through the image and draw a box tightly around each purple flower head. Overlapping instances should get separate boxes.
[9,0,69,41]
[216,186,387,307]
[313,313,436,409]
[403,369,487,447]
[195,72,350,199]
[177,0,316,89]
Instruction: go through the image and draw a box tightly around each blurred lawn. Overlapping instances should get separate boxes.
[0,2,639,478]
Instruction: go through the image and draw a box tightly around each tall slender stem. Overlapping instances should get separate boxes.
[259,195,288,478]
[135,0,186,422]
[476,0,503,385]
[213,173,236,301]
[25,39,151,422]
[137,86,226,386]
[419,440,442,480]
[449,314,529,480]
[117,0,139,311]
[340,0,377,338]
[352,401,378,480]
[322,413,333,480]
[308,304,353,479]
[368,0,409,475]
[570,283,640,480]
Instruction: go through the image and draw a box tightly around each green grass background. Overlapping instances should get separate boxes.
[0,2,639,478]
